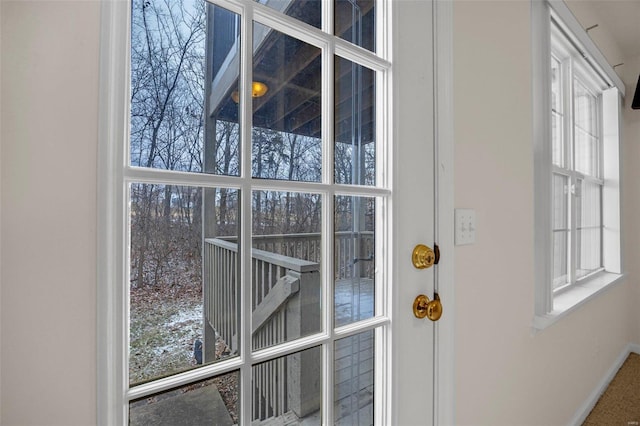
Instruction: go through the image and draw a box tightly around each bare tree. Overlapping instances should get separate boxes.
[131,0,205,172]
[130,0,206,287]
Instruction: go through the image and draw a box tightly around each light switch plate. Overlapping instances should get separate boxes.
[455,208,476,245]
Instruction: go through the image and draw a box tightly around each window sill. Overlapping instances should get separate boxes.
[532,272,625,332]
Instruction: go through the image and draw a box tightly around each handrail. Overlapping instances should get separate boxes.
[252,248,318,273]
[251,274,300,333]
[205,237,320,273]
[215,231,373,241]
[207,231,373,278]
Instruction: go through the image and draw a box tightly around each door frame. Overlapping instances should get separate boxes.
[432,2,455,424]
[96,0,454,424]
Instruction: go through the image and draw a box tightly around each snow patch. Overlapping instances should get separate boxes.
[166,305,203,327]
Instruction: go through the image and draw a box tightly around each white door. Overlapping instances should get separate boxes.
[392,1,438,424]
[99,0,449,424]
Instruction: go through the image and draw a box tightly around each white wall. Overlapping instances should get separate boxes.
[620,53,640,345]
[1,1,100,424]
[453,1,638,424]
[1,1,639,425]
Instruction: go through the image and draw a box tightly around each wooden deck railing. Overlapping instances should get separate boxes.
[203,238,240,353]
[332,231,374,280]
[204,231,373,422]
[204,236,325,422]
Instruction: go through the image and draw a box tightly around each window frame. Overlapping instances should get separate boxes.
[550,29,606,293]
[532,0,624,331]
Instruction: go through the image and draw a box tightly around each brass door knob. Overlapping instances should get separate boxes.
[413,293,443,321]
[412,244,437,269]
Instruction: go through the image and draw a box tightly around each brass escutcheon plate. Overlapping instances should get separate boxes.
[412,244,435,269]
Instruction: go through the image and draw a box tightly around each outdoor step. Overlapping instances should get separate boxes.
[129,384,234,426]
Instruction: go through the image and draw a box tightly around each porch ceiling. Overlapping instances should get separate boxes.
[212,1,375,144]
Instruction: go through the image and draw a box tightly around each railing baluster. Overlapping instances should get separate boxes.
[262,352,267,417]
[257,362,262,420]
[252,367,257,421]
[217,247,221,347]
[232,248,237,344]
[220,247,224,347]
[226,248,230,349]
[226,248,232,350]
[269,323,274,416]
[261,259,266,305]
[252,257,257,311]
[223,248,227,350]
[224,247,227,347]
[214,246,219,348]
[279,311,285,413]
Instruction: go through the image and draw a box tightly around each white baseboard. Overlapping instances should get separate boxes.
[568,342,640,425]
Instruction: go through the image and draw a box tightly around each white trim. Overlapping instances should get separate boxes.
[123,166,392,196]
[602,87,622,274]
[320,0,335,423]
[433,0,455,425]
[97,0,129,424]
[532,0,554,316]
[238,3,253,423]
[379,0,393,423]
[532,271,624,331]
[568,342,640,426]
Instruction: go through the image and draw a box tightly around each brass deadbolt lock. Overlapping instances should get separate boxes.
[412,244,437,269]
[413,293,443,321]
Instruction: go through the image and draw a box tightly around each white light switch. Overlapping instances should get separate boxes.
[455,208,476,245]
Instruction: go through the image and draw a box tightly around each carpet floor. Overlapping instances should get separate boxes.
[583,352,640,425]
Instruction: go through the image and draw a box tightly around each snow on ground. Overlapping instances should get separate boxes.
[129,285,203,384]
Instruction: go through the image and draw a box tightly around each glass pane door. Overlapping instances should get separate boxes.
[125,0,389,424]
